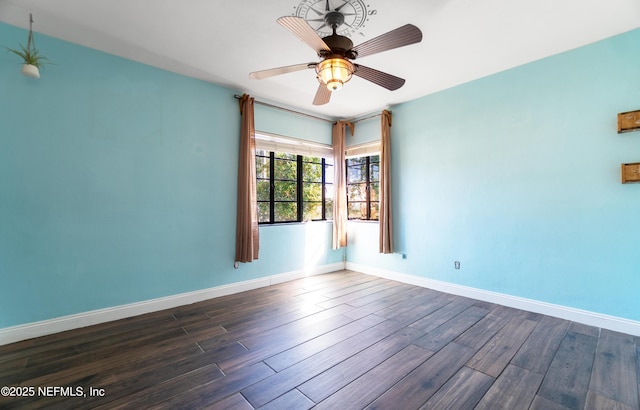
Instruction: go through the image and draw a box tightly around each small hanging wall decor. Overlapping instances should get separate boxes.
[4,13,51,78]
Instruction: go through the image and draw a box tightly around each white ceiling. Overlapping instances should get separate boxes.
[1,0,639,119]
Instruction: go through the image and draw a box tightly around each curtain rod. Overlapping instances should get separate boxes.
[349,112,382,124]
[234,95,334,123]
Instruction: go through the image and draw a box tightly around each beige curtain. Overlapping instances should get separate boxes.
[379,110,394,254]
[235,94,259,263]
[332,120,352,250]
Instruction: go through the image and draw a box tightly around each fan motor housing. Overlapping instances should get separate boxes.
[319,34,357,59]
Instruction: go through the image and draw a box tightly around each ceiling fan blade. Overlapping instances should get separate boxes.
[277,16,331,53]
[352,24,422,59]
[249,63,316,79]
[313,83,332,105]
[353,64,405,91]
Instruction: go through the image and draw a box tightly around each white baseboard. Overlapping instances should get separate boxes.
[0,262,345,346]
[347,262,640,337]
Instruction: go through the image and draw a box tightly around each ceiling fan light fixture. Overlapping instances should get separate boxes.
[316,58,354,91]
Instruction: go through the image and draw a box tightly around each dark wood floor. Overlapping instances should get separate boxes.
[1,271,639,409]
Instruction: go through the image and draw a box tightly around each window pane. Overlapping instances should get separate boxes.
[348,202,367,219]
[325,198,333,220]
[303,162,323,183]
[370,201,379,220]
[274,181,297,201]
[325,184,334,221]
[275,202,297,222]
[274,158,297,181]
[346,155,380,221]
[370,182,379,202]
[370,162,379,182]
[325,183,333,200]
[347,183,366,201]
[256,155,270,179]
[325,164,334,184]
[258,202,270,223]
[256,150,334,224]
[347,164,366,183]
[257,180,270,201]
[303,182,323,201]
[303,202,322,221]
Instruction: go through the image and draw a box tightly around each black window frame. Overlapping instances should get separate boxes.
[346,154,380,221]
[256,150,333,224]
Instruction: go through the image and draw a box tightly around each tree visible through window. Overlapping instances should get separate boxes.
[256,150,333,224]
[346,155,379,220]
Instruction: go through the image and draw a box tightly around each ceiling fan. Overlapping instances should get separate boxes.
[249,7,422,105]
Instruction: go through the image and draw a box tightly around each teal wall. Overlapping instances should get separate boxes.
[348,113,380,146]
[0,22,341,328]
[348,28,640,321]
[3,20,639,330]
[255,103,333,144]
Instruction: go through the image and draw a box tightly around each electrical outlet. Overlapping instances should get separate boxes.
[454,261,460,270]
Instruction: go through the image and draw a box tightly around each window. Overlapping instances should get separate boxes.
[256,150,334,224]
[346,155,379,220]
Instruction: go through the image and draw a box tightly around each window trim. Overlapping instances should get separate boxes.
[345,141,380,159]
[255,131,332,158]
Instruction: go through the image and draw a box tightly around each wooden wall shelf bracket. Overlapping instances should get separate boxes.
[618,110,640,133]
[621,162,640,183]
